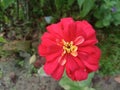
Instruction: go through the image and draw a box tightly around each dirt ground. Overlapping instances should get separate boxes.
[0,57,64,90]
[92,74,120,90]
[0,57,120,90]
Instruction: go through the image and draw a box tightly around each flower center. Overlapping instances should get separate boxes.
[62,40,78,57]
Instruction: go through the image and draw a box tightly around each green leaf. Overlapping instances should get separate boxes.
[59,73,95,90]
[0,36,7,43]
[68,0,75,6]
[103,20,110,27]
[77,0,85,9]
[78,73,94,87]
[103,14,112,27]
[55,0,64,10]
[40,0,45,7]
[38,67,47,76]
[95,21,104,28]
[80,0,95,18]
[1,0,15,9]
[114,20,120,26]
[113,12,120,21]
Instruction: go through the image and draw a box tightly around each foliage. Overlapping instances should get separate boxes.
[77,0,95,18]
[94,0,120,28]
[1,0,15,9]
[0,36,7,43]
[1,0,120,29]
[99,30,120,75]
[59,73,95,90]
[0,0,95,28]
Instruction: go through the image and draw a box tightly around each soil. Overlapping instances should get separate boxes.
[0,57,64,90]
[92,74,120,90]
[0,57,120,90]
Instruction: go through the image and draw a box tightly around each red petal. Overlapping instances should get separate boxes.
[44,60,58,75]
[41,32,60,45]
[74,36,85,45]
[65,55,79,73]
[60,18,75,41]
[44,56,65,80]
[45,49,63,62]
[78,46,101,71]
[47,23,63,39]
[79,20,96,39]
[75,21,98,46]
[51,65,65,80]
[38,42,62,56]
[75,21,87,38]
[65,55,87,81]
[74,69,88,81]
[60,18,74,29]
[38,32,63,56]
[80,34,98,46]
[65,23,77,41]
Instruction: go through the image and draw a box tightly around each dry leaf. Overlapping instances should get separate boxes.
[29,54,36,64]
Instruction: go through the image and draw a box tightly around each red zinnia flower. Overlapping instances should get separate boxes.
[38,17,101,81]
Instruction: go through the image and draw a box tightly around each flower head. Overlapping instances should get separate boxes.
[38,17,101,81]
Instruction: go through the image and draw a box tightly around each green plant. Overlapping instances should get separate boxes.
[0,36,7,43]
[94,0,120,28]
[77,0,95,18]
[59,73,95,90]
[99,30,120,75]
[0,0,95,26]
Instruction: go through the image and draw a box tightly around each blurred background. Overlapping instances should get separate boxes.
[0,0,120,90]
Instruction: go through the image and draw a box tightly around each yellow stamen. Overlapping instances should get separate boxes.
[62,40,78,57]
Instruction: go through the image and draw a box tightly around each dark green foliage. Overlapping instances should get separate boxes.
[99,30,120,75]
[78,0,95,18]
[94,0,120,28]
[0,0,95,28]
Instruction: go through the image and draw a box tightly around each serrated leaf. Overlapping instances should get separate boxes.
[29,54,36,64]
